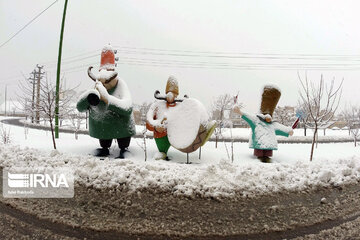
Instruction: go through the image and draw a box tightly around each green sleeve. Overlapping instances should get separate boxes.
[241,112,256,129]
[77,89,100,112]
[273,122,291,137]
[275,129,289,137]
[76,96,90,112]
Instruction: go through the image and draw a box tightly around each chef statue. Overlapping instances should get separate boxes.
[233,85,293,162]
[146,76,216,162]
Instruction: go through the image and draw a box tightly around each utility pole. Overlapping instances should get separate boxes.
[55,0,69,139]
[35,65,44,124]
[4,85,7,116]
[29,71,37,123]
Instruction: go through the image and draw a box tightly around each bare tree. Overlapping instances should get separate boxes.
[343,105,360,147]
[211,94,242,148]
[16,75,37,121]
[136,127,148,161]
[298,73,343,161]
[39,77,74,149]
[133,102,152,125]
[17,73,76,149]
[221,119,235,162]
[273,106,296,125]
[296,102,311,136]
[0,124,11,144]
[23,120,29,140]
[69,110,86,140]
[136,102,151,162]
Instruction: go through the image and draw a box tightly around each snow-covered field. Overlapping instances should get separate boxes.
[1,116,360,198]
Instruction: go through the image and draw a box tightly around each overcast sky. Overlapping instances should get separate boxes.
[1,0,359,112]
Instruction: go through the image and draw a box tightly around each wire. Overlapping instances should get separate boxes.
[0,0,58,49]
[115,45,360,59]
[118,56,360,67]
[40,49,101,65]
[114,49,360,61]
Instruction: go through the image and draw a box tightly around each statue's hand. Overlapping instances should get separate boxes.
[95,82,109,104]
[233,105,242,115]
[155,126,166,133]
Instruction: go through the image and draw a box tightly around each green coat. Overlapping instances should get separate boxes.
[242,112,291,150]
[76,80,136,140]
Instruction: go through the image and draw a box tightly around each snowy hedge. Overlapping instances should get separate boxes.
[1,144,360,199]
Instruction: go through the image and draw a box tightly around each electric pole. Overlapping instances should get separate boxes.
[29,71,37,123]
[4,85,7,116]
[55,0,69,139]
[35,65,44,124]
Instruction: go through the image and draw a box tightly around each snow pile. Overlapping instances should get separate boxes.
[167,98,209,149]
[1,143,360,199]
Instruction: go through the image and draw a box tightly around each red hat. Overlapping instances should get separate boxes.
[100,44,115,70]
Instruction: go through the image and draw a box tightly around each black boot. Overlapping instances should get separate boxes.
[260,156,271,163]
[116,148,127,159]
[94,148,110,157]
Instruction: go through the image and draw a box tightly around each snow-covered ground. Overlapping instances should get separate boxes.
[1,116,360,198]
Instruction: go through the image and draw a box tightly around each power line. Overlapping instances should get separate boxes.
[42,57,360,73]
[118,56,360,67]
[5,45,360,82]
[114,49,360,61]
[40,48,101,65]
[116,61,360,71]
[0,0,58,49]
[113,45,360,60]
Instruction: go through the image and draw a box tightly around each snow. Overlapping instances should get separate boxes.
[102,43,114,53]
[1,116,360,199]
[109,77,133,110]
[77,89,99,104]
[263,84,281,94]
[96,68,117,80]
[97,73,133,111]
[146,100,168,128]
[166,98,209,149]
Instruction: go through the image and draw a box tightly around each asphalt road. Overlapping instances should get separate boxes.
[1,175,360,239]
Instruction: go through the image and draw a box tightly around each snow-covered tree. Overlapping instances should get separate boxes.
[133,102,152,125]
[0,123,11,144]
[211,94,242,148]
[16,77,37,122]
[273,106,296,126]
[38,77,74,149]
[296,102,311,136]
[17,74,76,148]
[69,111,86,140]
[343,105,360,147]
[298,74,343,161]
[136,127,148,161]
